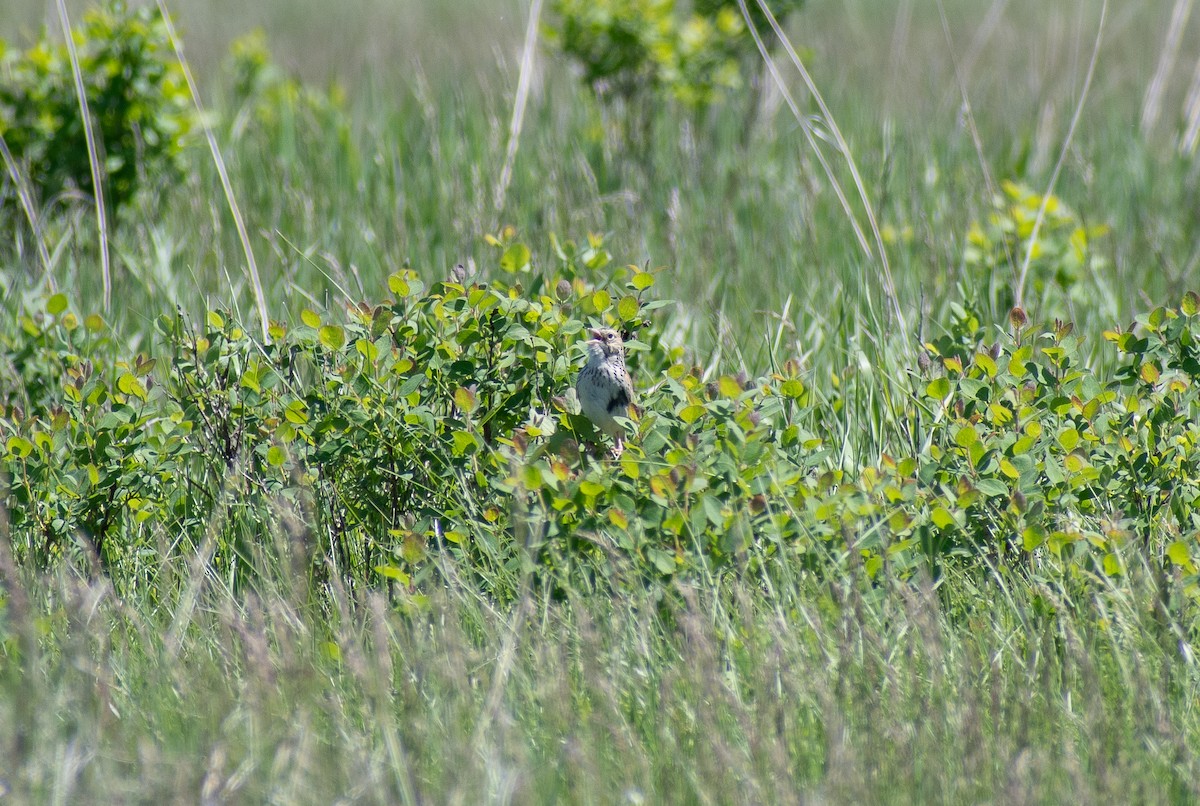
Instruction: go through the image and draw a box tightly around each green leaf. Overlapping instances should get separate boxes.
[47,293,68,315]
[1182,291,1200,316]
[388,272,410,296]
[499,242,531,273]
[1057,428,1080,452]
[452,431,480,456]
[975,478,1008,497]
[617,295,640,321]
[266,446,286,466]
[931,507,956,530]
[1167,541,1191,567]
[647,548,677,574]
[780,379,805,399]
[954,424,978,448]
[319,324,346,351]
[454,386,477,413]
[925,377,950,400]
[678,404,705,424]
[301,309,322,329]
[6,437,33,458]
[374,565,410,584]
[117,372,148,402]
[207,310,225,329]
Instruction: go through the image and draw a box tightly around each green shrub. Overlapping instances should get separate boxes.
[545,0,806,145]
[0,1,194,216]
[1,232,1197,605]
[224,30,350,149]
[964,181,1110,322]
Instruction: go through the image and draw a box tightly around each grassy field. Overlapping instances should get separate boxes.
[3,0,1200,802]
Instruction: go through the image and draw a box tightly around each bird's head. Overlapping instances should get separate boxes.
[587,327,625,360]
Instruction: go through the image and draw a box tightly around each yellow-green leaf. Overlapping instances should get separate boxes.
[579,480,605,496]
[319,325,345,351]
[356,338,379,363]
[454,386,477,413]
[117,372,147,402]
[931,507,956,530]
[1167,541,1191,567]
[47,293,68,315]
[374,565,410,584]
[500,242,531,273]
[1057,428,1080,452]
[954,424,978,448]
[780,379,805,399]
[6,436,32,458]
[717,376,742,397]
[388,272,410,296]
[617,295,640,321]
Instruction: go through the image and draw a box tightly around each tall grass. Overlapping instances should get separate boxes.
[2,532,1198,802]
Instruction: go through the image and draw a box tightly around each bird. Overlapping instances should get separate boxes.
[576,327,636,456]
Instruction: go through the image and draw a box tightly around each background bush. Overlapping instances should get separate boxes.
[0,1,193,217]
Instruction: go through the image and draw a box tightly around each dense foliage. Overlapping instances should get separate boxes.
[546,0,805,119]
[2,228,1198,607]
[0,1,193,217]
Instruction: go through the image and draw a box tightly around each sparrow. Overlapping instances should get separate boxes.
[576,327,636,456]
